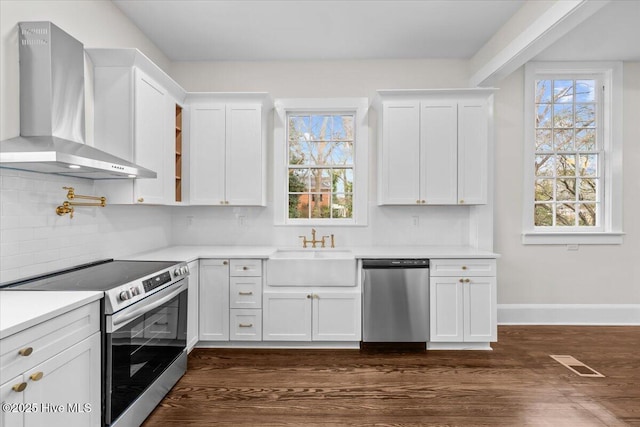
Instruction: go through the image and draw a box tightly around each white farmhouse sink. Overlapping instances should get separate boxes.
[267,249,356,287]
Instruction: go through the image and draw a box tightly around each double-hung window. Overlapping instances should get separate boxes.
[523,62,623,244]
[274,98,369,225]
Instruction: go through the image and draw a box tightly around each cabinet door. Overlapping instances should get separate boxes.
[421,102,458,204]
[226,105,264,205]
[0,375,24,427]
[189,104,226,205]
[133,69,170,204]
[186,260,199,352]
[312,292,361,341]
[199,260,230,341]
[23,333,101,427]
[463,277,496,342]
[429,277,463,342]
[379,101,421,205]
[263,292,311,341]
[457,101,488,205]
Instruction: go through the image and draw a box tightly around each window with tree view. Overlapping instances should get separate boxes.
[534,78,601,228]
[288,114,354,219]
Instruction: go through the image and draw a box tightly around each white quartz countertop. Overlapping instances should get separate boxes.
[123,245,499,262]
[0,291,103,339]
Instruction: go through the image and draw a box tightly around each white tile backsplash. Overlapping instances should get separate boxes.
[0,169,172,283]
[1,169,477,283]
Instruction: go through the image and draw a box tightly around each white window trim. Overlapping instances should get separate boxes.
[273,98,369,226]
[522,61,624,245]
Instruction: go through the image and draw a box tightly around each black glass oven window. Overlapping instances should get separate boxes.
[108,291,187,422]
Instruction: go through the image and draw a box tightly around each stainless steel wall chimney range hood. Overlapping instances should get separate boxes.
[0,22,156,179]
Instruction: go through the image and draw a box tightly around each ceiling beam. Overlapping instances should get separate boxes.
[469,0,610,87]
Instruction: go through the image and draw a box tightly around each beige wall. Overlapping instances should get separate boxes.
[0,1,173,282]
[0,0,171,141]
[171,59,640,305]
[170,59,469,95]
[493,63,640,304]
[1,1,638,306]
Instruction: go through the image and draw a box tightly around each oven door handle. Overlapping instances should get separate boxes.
[108,280,187,332]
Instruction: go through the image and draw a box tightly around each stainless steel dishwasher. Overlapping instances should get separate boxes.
[362,259,429,342]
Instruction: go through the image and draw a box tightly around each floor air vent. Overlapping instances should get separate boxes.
[550,355,605,377]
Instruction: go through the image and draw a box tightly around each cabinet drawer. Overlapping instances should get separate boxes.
[430,259,496,277]
[0,301,100,382]
[230,277,262,309]
[230,309,262,341]
[230,259,262,277]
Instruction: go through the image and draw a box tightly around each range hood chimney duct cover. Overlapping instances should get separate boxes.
[0,22,156,179]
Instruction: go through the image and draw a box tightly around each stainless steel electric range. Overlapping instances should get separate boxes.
[1,259,190,426]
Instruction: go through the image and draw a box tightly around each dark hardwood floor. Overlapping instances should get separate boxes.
[143,326,640,426]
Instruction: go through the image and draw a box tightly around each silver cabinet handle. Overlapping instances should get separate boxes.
[239,291,253,296]
[239,323,253,328]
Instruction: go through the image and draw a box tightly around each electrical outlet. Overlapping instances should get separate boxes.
[412,216,419,227]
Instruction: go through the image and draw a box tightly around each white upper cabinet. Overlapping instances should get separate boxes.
[380,101,421,205]
[458,101,489,205]
[130,69,173,204]
[190,104,226,205]
[421,101,458,204]
[87,48,186,205]
[377,89,493,206]
[188,94,270,206]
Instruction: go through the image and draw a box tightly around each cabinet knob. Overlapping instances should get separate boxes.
[462,266,467,270]
[306,294,311,299]
[18,347,33,357]
[29,372,44,381]
[12,382,27,392]
[459,278,464,283]
[242,266,249,271]
[459,199,465,204]
[464,278,471,283]
[137,197,144,203]
[220,201,225,205]
[223,261,229,265]
[416,200,421,204]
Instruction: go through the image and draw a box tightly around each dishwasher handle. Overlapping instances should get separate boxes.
[362,259,429,269]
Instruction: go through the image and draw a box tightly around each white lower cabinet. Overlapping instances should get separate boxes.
[199,259,263,342]
[429,259,497,343]
[186,260,199,352]
[198,259,230,341]
[0,301,101,427]
[263,290,361,342]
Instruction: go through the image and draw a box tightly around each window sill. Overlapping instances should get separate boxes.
[522,232,624,245]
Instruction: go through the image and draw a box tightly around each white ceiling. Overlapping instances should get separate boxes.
[113,0,525,61]
[113,0,640,64]
[534,0,640,62]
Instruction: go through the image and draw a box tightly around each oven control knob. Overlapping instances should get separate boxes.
[181,266,188,275]
[130,287,140,296]
[174,268,181,276]
[119,290,132,301]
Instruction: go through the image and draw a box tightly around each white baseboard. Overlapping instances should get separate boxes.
[427,342,493,351]
[498,304,640,325]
